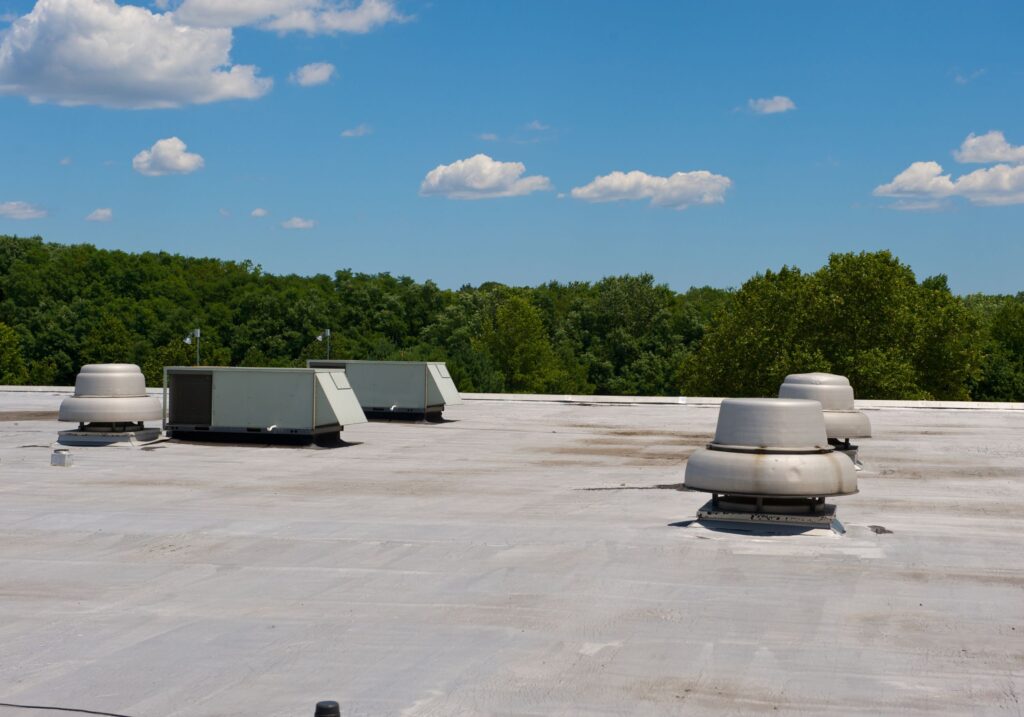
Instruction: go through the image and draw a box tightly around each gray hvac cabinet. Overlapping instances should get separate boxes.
[307,360,462,421]
[163,366,367,442]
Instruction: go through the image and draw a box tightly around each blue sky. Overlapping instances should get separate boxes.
[1,0,1022,294]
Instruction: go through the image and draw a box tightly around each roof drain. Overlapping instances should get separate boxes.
[57,364,163,446]
[778,372,871,470]
[683,398,857,534]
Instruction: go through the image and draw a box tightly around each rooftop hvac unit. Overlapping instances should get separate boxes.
[683,398,857,533]
[778,372,871,469]
[306,360,462,421]
[163,367,366,443]
[57,364,162,445]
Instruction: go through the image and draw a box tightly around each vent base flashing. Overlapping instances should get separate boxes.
[696,496,845,534]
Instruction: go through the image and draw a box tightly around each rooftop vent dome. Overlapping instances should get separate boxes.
[778,373,870,468]
[58,364,162,445]
[778,373,870,437]
[683,398,857,532]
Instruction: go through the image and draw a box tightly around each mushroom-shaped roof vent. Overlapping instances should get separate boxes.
[779,372,854,410]
[712,397,829,451]
[684,398,857,498]
[58,364,162,424]
[778,372,870,439]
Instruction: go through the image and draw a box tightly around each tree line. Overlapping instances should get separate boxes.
[0,235,1021,400]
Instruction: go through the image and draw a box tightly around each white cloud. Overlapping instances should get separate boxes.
[874,161,955,198]
[953,131,1024,164]
[173,0,308,26]
[282,216,315,229]
[570,169,732,209]
[0,201,46,219]
[251,207,268,217]
[419,154,552,200]
[886,199,945,212]
[59,156,72,166]
[525,120,549,131]
[876,131,1024,207]
[218,208,231,217]
[0,0,271,109]
[174,0,409,34]
[290,61,335,86]
[341,123,371,137]
[85,207,112,222]
[952,164,1024,206]
[478,132,498,141]
[874,160,1024,206]
[132,137,205,176]
[748,95,796,115]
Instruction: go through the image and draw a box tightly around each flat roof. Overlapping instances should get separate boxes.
[1,390,1022,715]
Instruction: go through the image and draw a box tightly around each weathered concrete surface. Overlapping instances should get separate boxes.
[0,391,1022,716]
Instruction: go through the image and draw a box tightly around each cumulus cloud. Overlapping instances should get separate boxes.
[59,156,72,166]
[525,120,549,131]
[570,169,732,209]
[282,216,315,229]
[132,137,205,176]
[420,154,552,200]
[341,123,371,137]
[478,132,498,141]
[251,207,268,217]
[290,62,335,86]
[952,164,1024,206]
[0,201,46,219]
[874,161,955,198]
[0,0,271,109]
[953,131,1024,164]
[748,95,796,114]
[875,131,1024,207]
[875,161,1024,206]
[174,0,409,34]
[85,207,112,222]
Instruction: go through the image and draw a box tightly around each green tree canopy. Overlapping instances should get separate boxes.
[0,236,1018,400]
[0,321,28,384]
[682,251,982,400]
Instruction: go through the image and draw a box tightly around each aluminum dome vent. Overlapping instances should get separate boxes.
[684,398,857,532]
[58,364,162,445]
[778,372,870,469]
